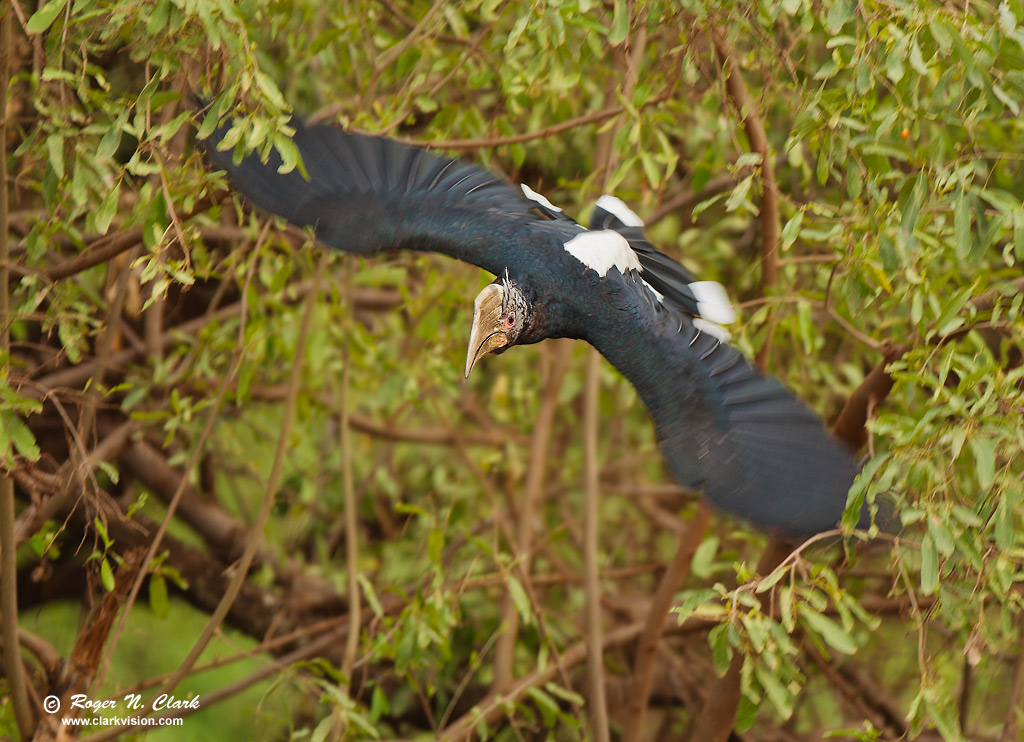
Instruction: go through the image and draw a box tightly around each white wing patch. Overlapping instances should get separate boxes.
[689,281,737,324]
[563,230,642,277]
[693,318,732,342]
[521,184,562,212]
[595,194,645,227]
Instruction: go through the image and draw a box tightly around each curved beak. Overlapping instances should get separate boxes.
[465,283,507,378]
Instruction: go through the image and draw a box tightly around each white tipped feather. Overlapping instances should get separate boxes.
[689,281,736,324]
[563,230,642,277]
[641,278,664,302]
[693,318,732,342]
[521,183,562,212]
[596,194,645,227]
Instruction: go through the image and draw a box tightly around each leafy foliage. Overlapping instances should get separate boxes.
[3,0,1023,740]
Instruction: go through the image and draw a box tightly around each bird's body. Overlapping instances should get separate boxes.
[204,113,859,535]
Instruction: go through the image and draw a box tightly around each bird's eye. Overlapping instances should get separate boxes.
[505,313,516,327]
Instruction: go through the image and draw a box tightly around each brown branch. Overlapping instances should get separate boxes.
[686,538,796,742]
[582,347,610,742]
[709,27,779,296]
[623,501,713,742]
[43,227,144,282]
[57,549,145,695]
[338,269,360,686]
[1001,614,1024,742]
[0,3,33,736]
[116,437,252,562]
[18,628,61,684]
[13,419,141,546]
[408,90,672,151]
[831,342,906,451]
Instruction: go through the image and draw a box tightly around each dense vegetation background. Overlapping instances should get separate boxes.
[1,0,1023,740]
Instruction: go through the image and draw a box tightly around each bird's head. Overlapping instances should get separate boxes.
[465,272,530,378]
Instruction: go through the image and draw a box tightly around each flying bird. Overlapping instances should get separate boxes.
[202,112,859,535]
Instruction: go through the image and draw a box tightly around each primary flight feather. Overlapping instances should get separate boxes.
[203,112,859,535]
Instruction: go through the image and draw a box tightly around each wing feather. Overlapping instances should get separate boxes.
[204,116,547,273]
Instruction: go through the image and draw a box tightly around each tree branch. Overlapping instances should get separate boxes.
[582,346,610,742]
[709,26,779,298]
[831,342,905,451]
[0,2,33,735]
[622,501,712,742]
[686,538,795,742]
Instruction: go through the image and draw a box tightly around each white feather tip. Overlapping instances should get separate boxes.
[595,194,645,228]
[521,184,562,212]
[689,281,736,324]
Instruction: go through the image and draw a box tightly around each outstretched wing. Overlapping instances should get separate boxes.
[204,116,564,276]
[201,110,860,536]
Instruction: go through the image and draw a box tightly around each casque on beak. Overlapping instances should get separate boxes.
[465,283,509,378]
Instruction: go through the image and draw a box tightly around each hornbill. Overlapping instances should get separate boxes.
[202,113,860,535]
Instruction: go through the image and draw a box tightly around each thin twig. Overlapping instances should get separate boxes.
[583,347,610,742]
[0,2,35,734]
[492,340,572,690]
[440,620,648,741]
[338,263,361,689]
[1000,614,1024,742]
[408,90,672,151]
[43,227,144,282]
[622,501,713,742]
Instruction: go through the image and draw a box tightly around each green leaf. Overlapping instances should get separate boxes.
[149,574,169,617]
[755,662,795,718]
[310,716,332,742]
[780,209,804,251]
[369,685,390,721]
[100,557,116,592]
[27,0,69,33]
[994,496,1014,551]
[878,234,898,272]
[898,173,926,236]
[45,135,64,180]
[5,414,41,462]
[954,190,972,259]
[846,160,863,200]
[920,533,939,595]
[800,609,858,654]
[725,174,754,212]
[691,536,719,579]
[508,576,531,625]
[825,0,854,32]
[97,112,128,161]
[95,182,120,235]
[608,0,628,45]
[970,435,996,491]
[709,623,733,675]
[147,0,171,34]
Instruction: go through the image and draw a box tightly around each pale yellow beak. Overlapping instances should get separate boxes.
[465,283,508,378]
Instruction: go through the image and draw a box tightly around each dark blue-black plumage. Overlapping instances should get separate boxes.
[202,113,860,535]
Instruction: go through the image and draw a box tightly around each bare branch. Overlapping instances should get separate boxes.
[622,501,712,742]
[0,3,34,735]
